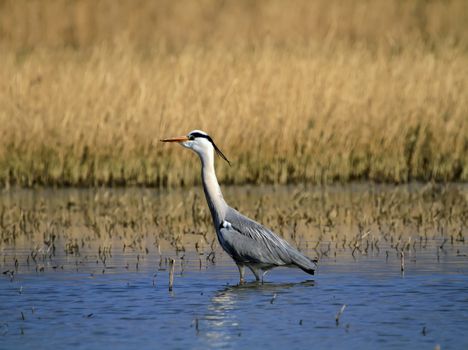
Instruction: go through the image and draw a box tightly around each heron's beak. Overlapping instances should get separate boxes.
[160,136,189,143]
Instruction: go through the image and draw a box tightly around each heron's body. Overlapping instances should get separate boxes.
[162,130,316,283]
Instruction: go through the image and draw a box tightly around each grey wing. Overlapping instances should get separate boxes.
[220,207,316,271]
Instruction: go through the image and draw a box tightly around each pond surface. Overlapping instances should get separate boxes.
[0,184,467,349]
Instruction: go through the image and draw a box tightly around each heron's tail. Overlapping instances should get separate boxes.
[288,249,317,275]
[298,264,316,275]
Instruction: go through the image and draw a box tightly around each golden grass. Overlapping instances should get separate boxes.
[0,0,467,187]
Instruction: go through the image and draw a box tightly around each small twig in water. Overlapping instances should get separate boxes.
[400,250,405,272]
[168,258,175,291]
[335,304,346,326]
[440,238,447,250]
[270,293,277,304]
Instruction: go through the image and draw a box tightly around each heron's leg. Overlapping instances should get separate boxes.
[236,264,245,284]
[247,266,260,282]
[261,270,270,284]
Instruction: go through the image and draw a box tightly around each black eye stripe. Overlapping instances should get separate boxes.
[189,132,209,139]
[188,132,215,146]
[187,132,231,166]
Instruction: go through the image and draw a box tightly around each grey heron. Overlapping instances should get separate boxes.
[161,130,317,284]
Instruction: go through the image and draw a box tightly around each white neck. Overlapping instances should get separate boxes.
[198,149,227,227]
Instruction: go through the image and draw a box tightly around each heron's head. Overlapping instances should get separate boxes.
[161,130,230,165]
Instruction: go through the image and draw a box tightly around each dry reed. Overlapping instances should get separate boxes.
[169,258,175,291]
[0,0,467,187]
[0,184,466,273]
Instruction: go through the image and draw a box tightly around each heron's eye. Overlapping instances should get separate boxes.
[188,135,195,141]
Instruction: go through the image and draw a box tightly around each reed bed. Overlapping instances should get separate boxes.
[0,184,466,273]
[0,0,467,187]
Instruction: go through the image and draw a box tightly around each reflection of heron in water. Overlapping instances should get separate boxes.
[201,280,315,345]
[161,130,317,284]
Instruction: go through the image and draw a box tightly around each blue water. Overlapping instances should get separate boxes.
[1,248,467,350]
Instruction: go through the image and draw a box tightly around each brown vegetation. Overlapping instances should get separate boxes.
[0,184,466,272]
[0,0,467,187]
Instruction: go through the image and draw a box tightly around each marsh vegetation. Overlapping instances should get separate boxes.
[1,184,466,274]
[1,0,467,187]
